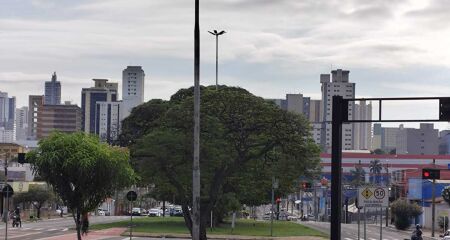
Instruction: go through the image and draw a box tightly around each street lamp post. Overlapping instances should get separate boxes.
[193,0,201,240]
[208,30,226,90]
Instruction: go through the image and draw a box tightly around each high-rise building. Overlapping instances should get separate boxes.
[28,95,44,140]
[15,107,28,141]
[0,92,16,142]
[81,79,118,134]
[372,123,400,153]
[353,101,372,150]
[121,66,145,120]
[439,130,450,155]
[95,101,121,143]
[44,72,61,105]
[309,100,321,123]
[0,128,15,143]
[319,69,355,151]
[37,103,81,139]
[396,123,439,155]
[0,91,9,124]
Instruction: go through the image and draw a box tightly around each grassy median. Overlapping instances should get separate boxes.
[91,217,326,237]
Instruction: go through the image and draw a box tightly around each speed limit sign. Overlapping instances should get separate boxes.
[358,187,388,209]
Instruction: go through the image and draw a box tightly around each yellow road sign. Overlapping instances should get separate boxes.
[361,188,372,199]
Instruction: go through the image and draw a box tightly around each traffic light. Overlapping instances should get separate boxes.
[17,153,26,164]
[422,168,440,180]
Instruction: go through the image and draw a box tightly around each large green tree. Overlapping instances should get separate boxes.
[27,132,136,240]
[121,86,321,240]
[14,185,54,218]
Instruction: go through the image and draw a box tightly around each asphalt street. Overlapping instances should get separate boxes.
[0,215,130,240]
[300,221,413,240]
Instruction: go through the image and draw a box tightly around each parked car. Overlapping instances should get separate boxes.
[148,208,161,217]
[175,209,183,217]
[97,209,106,216]
[132,207,142,216]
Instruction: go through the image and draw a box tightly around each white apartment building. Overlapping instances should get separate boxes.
[0,127,15,143]
[319,69,355,152]
[121,66,145,120]
[15,106,28,141]
[95,101,121,143]
[81,79,118,134]
[353,101,372,150]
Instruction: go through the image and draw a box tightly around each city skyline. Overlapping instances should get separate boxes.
[1,1,450,130]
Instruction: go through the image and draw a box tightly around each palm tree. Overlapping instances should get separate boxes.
[350,165,366,187]
[369,159,383,184]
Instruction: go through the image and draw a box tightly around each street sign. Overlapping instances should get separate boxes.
[126,191,137,201]
[2,184,14,198]
[357,187,388,209]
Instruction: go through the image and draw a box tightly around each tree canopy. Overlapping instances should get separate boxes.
[14,184,54,218]
[27,132,136,240]
[121,86,321,239]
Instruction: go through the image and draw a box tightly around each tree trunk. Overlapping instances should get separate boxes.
[181,202,193,236]
[163,200,166,217]
[199,210,208,240]
[72,209,82,240]
[37,208,41,219]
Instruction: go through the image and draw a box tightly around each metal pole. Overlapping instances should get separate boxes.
[4,154,8,240]
[357,207,360,240]
[364,207,367,240]
[380,207,382,240]
[313,185,317,221]
[192,0,201,239]
[386,162,389,227]
[210,211,213,231]
[270,178,274,237]
[432,158,436,237]
[215,35,218,90]
[130,201,133,240]
[331,95,344,240]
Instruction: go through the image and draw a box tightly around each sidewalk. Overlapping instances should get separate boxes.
[40,228,126,240]
[128,232,325,240]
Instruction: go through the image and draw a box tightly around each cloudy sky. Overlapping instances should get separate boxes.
[1,0,449,129]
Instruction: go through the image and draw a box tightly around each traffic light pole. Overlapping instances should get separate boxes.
[330,96,450,240]
[330,96,343,240]
[432,158,436,237]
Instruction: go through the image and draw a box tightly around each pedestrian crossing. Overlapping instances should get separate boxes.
[7,227,70,232]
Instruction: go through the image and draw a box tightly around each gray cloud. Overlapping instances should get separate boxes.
[1,0,450,125]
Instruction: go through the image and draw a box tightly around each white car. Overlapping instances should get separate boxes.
[148,208,161,217]
[97,209,106,216]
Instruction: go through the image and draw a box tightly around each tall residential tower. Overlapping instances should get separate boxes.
[45,72,61,105]
[81,79,118,134]
[121,66,145,120]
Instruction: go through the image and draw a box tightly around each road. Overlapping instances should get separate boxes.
[0,215,132,240]
[300,221,413,240]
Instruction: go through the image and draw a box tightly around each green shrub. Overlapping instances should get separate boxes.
[390,199,422,230]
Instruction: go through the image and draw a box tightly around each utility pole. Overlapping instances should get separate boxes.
[432,158,436,237]
[192,0,201,239]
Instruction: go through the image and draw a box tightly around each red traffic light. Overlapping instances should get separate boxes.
[276,197,281,203]
[422,168,440,180]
